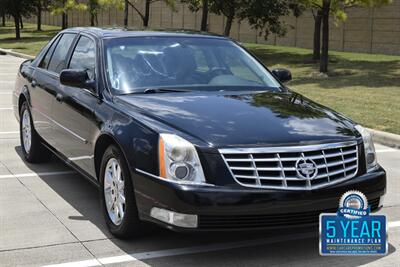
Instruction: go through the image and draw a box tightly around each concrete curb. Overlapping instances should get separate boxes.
[368,128,400,149]
[0,48,35,60]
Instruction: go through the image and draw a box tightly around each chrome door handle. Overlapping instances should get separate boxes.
[56,93,64,102]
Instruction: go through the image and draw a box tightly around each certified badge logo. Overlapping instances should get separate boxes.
[338,191,369,219]
[319,190,387,256]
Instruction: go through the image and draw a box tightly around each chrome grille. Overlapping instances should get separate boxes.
[219,141,359,190]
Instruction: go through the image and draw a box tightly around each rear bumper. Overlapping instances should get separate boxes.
[133,166,386,232]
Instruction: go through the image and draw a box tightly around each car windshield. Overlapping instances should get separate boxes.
[104,36,282,94]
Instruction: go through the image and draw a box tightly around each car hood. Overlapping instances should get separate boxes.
[116,91,359,148]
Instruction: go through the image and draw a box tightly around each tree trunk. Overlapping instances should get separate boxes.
[1,12,5,27]
[90,13,95,27]
[200,0,209,31]
[313,10,322,61]
[90,1,95,26]
[20,16,23,29]
[62,12,68,29]
[224,15,234,36]
[143,0,150,27]
[320,1,330,73]
[37,1,42,31]
[14,15,20,39]
[124,0,129,27]
[61,0,68,29]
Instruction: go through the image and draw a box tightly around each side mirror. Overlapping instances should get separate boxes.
[60,69,96,91]
[272,68,292,83]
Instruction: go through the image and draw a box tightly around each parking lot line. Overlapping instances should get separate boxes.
[0,170,76,180]
[0,131,19,135]
[0,107,12,110]
[376,149,398,153]
[389,221,400,228]
[40,221,400,267]
[42,232,315,267]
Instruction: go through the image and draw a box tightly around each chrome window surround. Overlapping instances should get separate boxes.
[219,141,359,190]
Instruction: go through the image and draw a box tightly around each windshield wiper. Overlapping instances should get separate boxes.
[143,88,193,94]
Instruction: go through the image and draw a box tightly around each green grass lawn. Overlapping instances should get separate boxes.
[0,22,59,56]
[0,22,399,135]
[247,43,400,135]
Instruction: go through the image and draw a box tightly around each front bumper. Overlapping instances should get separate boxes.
[133,166,386,231]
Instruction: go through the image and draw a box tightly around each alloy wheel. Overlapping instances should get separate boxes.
[104,158,126,225]
[22,109,32,154]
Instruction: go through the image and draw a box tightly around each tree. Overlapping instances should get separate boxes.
[35,0,53,31]
[89,0,100,26]
[201,0,208,31]
[181,0,209,31]
[0,3,6,27]
[127,0,176,27]
[312,9,322,60]
[0,0,36,39]
[237,0,294,39]
[87,0,123,27]
[50,0,87,29]
[1,10,5,27]
[300,0,391,73]
[211,0,236,36]
[36,0,43,30]
[124,0,129,26]
[208,0,292,38]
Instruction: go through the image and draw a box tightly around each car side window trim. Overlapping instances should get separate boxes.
[46,33,78,76]
[33,34,60,67]
[67,33,98,82]
[38,34,62,70]
[61,33,99,97]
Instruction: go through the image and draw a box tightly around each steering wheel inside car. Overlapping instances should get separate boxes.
[208,67,231,77]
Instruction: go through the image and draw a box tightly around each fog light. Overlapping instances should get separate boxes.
[366,153,376,165]
[150,207,198,228]
[378,195,385,208]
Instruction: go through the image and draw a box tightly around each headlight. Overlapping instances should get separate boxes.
[158,134,206,184]
[355,125,377,172]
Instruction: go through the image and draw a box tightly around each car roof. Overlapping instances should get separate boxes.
[63,27,228,40]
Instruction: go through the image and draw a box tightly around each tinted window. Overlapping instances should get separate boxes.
[194,50,210,72]
[48,33,76,74]
[104,37,281,94]
[220,47,262,83]
[69,36,96,80]
[39,35,61,69]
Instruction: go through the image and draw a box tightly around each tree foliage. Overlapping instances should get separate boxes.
[181,0,209,31]
[87,0,124,26]
[207,0,292,38]
[34,0,55,31]
[50,0,87,15]
[0,0,36,38]
[49,0,87,29]
[125,0,176,27]
[237,0,292,38]
[299,0,391,73]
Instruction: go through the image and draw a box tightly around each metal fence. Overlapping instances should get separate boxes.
[24,0,400,55]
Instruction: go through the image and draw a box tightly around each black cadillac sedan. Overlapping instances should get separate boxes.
[13,28,386,238]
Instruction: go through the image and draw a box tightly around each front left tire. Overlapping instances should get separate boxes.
[99,145,146,238]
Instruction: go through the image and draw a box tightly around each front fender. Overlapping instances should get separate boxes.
[94,102,160,182]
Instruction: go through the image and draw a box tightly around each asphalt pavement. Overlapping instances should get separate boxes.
[0,54,399,267]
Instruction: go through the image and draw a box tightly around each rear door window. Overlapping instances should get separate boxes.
[47,33,76,74]
[39,35,61,69]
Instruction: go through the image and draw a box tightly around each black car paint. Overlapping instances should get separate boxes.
[13,28,386,231]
